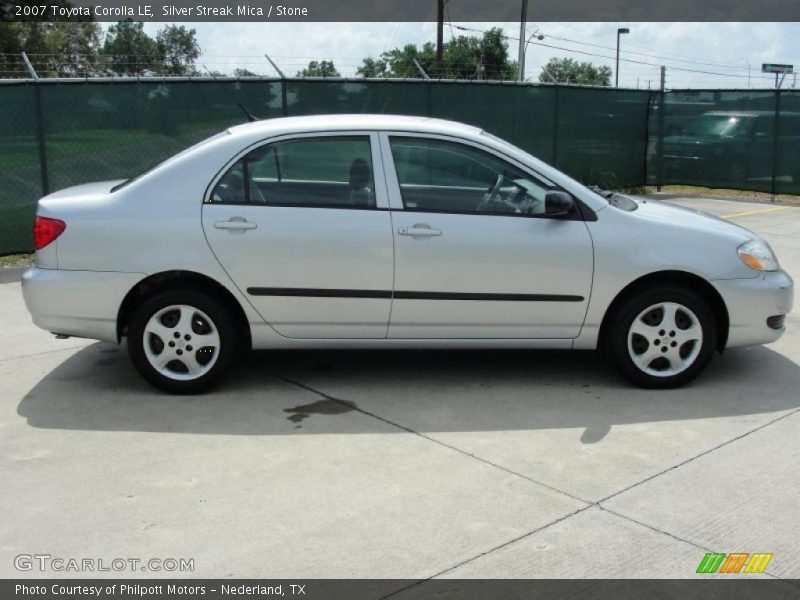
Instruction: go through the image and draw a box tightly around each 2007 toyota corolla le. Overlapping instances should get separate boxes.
[22,115,793,393]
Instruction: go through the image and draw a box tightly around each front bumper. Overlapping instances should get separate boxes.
[21,267,144,343]
[712,269,794,348]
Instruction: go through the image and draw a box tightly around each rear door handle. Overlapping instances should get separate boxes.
[398,224,442,237]
[214,218,257,231]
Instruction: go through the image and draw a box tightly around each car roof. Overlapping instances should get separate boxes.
[227,114,484,138]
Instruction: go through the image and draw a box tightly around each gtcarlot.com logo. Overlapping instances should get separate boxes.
[14,554,194,573]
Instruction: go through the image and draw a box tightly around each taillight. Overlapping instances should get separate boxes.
[33,216,66,251]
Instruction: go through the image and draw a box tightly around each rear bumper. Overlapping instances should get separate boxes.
[712,270,794,348]
[21,267,144,343]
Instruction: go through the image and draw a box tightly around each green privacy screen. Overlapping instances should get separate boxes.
[646,89,800,195]
[0,78,794,255]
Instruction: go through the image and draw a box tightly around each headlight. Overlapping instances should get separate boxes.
[737,239,779,271]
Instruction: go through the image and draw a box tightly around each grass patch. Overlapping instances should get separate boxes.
[0,253,33,267]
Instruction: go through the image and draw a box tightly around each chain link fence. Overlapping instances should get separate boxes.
[0,78,796,255]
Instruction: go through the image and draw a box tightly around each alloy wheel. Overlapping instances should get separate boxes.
[627,301,703,377]
[142,304,221,381]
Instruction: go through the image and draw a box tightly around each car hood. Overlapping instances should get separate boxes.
[625,197,762,244]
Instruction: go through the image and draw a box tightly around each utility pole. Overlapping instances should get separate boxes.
[517,0,528,81]
[436,0,444,77]
[740,58,751,88]
[615,27,629,87]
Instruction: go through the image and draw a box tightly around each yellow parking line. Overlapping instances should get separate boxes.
[722,206,788,220]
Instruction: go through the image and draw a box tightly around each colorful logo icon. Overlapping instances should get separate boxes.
[696,552,773,574]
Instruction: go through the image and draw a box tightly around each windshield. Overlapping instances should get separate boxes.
[481,130,615,205]
[111,130,230,192]
[684,114,751,138]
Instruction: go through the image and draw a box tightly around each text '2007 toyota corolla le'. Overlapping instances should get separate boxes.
[22,115,793,393]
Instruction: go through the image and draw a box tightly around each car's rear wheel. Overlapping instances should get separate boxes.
[127,290,238,394]
[607,285,717,388]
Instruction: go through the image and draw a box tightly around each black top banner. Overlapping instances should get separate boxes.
[3,0,800,22]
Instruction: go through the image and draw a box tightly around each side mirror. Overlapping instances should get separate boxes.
[545,191,575,216]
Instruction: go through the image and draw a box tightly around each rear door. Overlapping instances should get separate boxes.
[203,132,394,339]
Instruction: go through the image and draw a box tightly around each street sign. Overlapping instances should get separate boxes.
[762,63,793,74]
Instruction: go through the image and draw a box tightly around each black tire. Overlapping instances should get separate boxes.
[606,285,717,389]
[127,289,239,394]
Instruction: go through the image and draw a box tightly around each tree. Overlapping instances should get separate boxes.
[233,68,258,77]
[478,27,517,80]
[356,57,387,78]
[296,60,340,78]
[102,20,157,75]
[539,57,612,86]
[358,27,517,80]
[0,23,25,78]
[0,22,100,77]
[155,25,200,76]
[49,23,102,77]
[378,42,436,78]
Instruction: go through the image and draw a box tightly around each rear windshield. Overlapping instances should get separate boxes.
[111,130,231,192]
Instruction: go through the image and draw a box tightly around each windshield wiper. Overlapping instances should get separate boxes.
[588,185,615,199]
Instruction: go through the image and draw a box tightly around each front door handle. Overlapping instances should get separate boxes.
[398,224,442,237]
[214,218,257,231]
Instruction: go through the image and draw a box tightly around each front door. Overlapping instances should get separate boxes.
[382,134,594,339]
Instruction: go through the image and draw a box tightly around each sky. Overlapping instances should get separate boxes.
[139,22,800,89]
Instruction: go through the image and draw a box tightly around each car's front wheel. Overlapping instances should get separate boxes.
[607,285,717,388]
[127,290,239,394]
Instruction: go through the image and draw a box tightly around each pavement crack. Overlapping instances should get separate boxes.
[597,406,800,504]
[272,371,799,585]
[0,344,89,364]
[269,371,592,506]
[378,506,593,599]
[596,506,788,582]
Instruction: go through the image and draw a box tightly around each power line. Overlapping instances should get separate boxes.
[545,23,759,69]
[453,24,782,83]
[543,33,755,71]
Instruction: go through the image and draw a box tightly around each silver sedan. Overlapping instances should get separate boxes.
[22,115,794,393]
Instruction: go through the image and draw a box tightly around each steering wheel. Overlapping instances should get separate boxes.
[476,174,505,212]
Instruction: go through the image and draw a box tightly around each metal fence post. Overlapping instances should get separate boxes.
[512,84,519,146]
[33,82,50,196]
[551,85,559,167]
[642,90,654,187]
[655,88,666,191]
[426,80,432,117]
[770,89,781,201]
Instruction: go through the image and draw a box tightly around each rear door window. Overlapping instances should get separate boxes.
[210,136,375,208]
